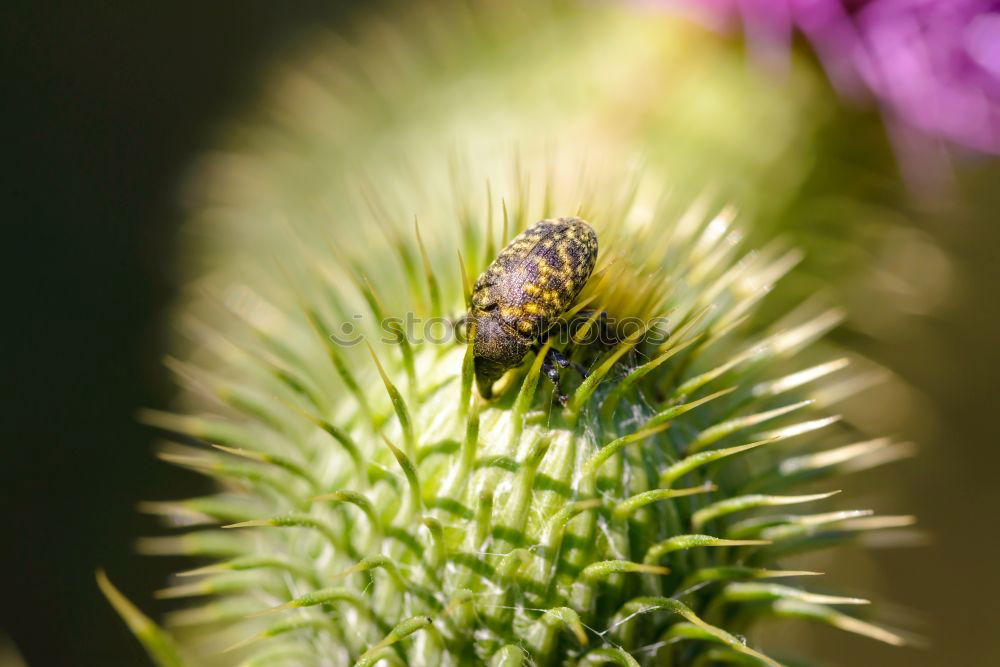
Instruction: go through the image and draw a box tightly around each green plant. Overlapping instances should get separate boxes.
[103,3,915,665]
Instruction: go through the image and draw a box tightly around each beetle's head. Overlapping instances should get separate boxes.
[471,312,531,399]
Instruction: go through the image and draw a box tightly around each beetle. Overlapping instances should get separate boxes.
[468,216,598,405]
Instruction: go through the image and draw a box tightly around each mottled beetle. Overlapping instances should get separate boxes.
[469,216,598,404]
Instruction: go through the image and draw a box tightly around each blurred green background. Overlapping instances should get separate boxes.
[3,1,999,665]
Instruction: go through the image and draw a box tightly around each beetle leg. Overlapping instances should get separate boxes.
[548,347,570,368]
[548,346,590,379]
[540,352,569,406]
[532,339,570,405]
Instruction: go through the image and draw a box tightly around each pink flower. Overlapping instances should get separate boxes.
[663,0,1000,155]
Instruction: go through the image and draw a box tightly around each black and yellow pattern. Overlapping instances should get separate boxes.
[470,217,598,397]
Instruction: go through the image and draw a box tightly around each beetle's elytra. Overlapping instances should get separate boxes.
[469,216,598,404]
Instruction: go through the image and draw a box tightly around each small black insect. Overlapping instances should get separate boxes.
[469,216,598,405]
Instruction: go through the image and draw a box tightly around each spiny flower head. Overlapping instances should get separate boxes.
[120,156,913,667]
[99,2,916,666]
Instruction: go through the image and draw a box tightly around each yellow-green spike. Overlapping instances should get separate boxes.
[381,434,423,517]
[368,343,417,457]
[612,482,717,520]
[644,535,770,564]
[414,217,443,317]
[692,491,840,530]
[312,490,382,548]
[97,570,185,667]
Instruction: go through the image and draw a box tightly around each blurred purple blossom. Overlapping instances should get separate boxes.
[658,0,1000,157]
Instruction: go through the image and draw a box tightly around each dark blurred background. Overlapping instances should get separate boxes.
[3,2,998,666]
[2,3,368,665]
